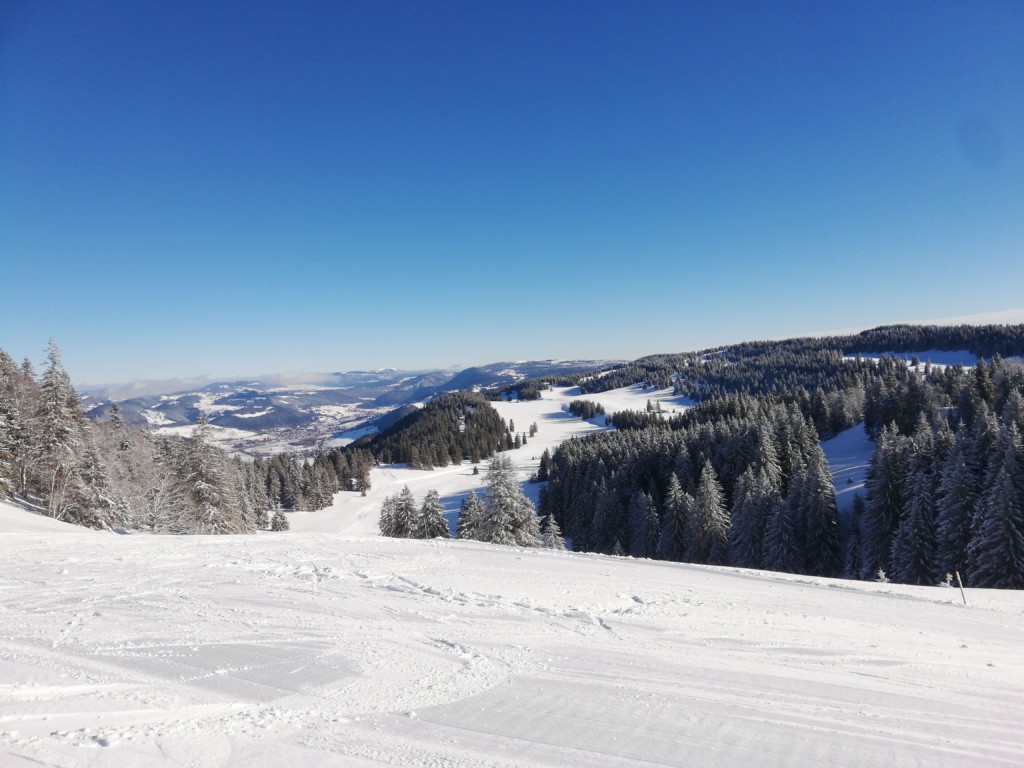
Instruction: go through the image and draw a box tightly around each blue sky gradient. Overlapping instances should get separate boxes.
[2,1,1023,384]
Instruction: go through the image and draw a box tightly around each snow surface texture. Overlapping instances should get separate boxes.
[2,528,1022,767]
[3,385,1023,766]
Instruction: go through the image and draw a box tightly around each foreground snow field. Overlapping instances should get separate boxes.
[2,531,1022,767]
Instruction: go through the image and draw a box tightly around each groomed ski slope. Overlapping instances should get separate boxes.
[2,385,1022,766]
[2,527,1022,767]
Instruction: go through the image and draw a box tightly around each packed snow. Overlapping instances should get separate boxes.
[3,517,1022,766]
[4,385,1023,766]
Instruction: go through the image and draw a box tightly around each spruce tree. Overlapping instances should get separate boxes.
[540,513,565,550]
[35,340,89,521]
[889,465,938,585]
[627,489,658,558]
[657,474,689,561]
[379,494,398,537]
[391,486,419,538]
[729,467,769,568]
[481,455,541,547]
[688,462,729,564]
[270,508,290,531]
[420,489,450,538]
[455,490,484,539]
[762,467,805,574]
[179,416,247,534]
[967,427,1024,588]
[861,424,906,578]
[845,494,865,579]
[802,448,841,578]
[935,430,976,579]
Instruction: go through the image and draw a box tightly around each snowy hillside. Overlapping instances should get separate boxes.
[4,384,1024,766]
[287,383,690,535]
[2,529,1022,767]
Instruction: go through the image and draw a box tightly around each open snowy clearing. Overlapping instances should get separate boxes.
[2,526,1022,767]
[288,384,691,535]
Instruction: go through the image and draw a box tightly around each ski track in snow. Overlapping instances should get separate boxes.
[2,385,1024,766]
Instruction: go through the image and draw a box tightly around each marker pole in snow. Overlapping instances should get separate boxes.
[954,571,967,606]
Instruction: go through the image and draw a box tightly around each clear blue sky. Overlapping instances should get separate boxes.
[2,1,1022,385]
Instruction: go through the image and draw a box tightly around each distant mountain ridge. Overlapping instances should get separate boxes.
[81,359,620,456]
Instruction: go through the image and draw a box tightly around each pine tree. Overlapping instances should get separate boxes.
[456,490,484,539]
[845,494,865,579]
[480,454,541,547]
[967,462,1024,588]
[270,508,290,531]
[420,489,450,538]
[967,427,1024,588]
[889,465,939,585]
[35,341,89,521]
[729,467,765,568]
[802,448,841,577]
[178,416,247,534]
[391,486,419,538]
[656,474,689,561]
[861,424,906,578]
[628,489,658,558]
[762,467,805,574]
[379,494,397,536]
[935,430,976,579]
[537,449,551,481]
[687,462,728,564]
[540,513,565,550]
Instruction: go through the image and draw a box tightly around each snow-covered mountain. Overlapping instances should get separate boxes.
[81,360,618,456]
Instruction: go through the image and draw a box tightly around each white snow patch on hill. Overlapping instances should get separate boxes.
[1,531,1021,767]
[822,424,875,514]
[846,350,980,367]
[288,385,691,536]
[0,498,98,534]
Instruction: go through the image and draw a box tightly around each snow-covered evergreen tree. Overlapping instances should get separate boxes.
[378,494,397,537]
[861,424,906,578]
[178,416,248,534]
[729,467,775,569]
[967,426,1024,588]
[35,341,89,521]
[456,490,484,540]
[845,494,865,579]
[801,447,841,577]
[889,464,939,585]
[935,430,976,579]
[391,486,419,538]
[628,489,658,558]
[420,489,450,538]
[480,454,541,547]
[687,462,728,564]
[657,474,689,562]
[270,508,290,531]
[762,467,804,574]
[540,513,565,549]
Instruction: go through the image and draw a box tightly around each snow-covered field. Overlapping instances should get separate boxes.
[4,385,1023,767]
[821,425,874,515]
[288,384,689,535]
[3,516,1023,767]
